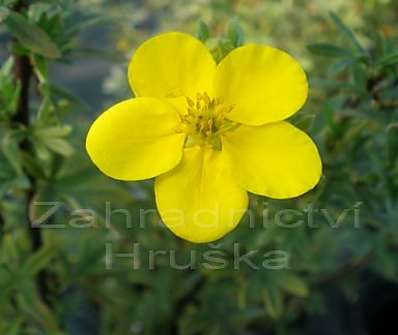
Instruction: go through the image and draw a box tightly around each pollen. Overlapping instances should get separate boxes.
[179,92,236,149]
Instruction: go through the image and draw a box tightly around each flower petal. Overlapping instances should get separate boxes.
[214,44,308,125]
[86,98,186,181]
[129,32,216,98]
[222,122,322,198]
[155,146,248,243]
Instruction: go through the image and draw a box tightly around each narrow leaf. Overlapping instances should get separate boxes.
[227,19,245,47]
[21,244,56,277]
[4,11,61,58]
[197,20,210,42]
[329,12,364,53]
[42,138,74,157]
[277,274,309,297]
[0,6,9,23]
[377,52,398,67]
[35,125,72,138]
[2,130,24,175]
[307,43,353,58]
[262,287,282,319]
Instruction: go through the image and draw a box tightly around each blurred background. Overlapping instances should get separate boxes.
[1,0,398,334]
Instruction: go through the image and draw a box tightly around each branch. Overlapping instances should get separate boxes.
[317,252,373,285]
[12,1,51,306]
[170,273,206,335]
[13,53,31,126]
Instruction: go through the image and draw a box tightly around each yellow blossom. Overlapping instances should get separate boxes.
[86,32,322,243]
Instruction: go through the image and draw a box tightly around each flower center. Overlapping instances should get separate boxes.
[179,92,236,150]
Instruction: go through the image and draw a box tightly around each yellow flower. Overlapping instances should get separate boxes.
[86,32,322,243]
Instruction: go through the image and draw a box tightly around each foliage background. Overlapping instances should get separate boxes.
[1,0,398,334]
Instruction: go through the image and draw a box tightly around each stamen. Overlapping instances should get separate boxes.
[179,92,236,149]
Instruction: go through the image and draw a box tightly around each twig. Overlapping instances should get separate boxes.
[317,252,373,285]
[170,273,206,335]
[12,1,51,306]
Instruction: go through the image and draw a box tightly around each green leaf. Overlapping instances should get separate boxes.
[227,19,245,47]
[376,51,398,67]
[307,43,353,58]
[36,95,53,121]
[17,289,62,333]
[4,11,61,58]
[276,274,309,297]
[35,125,72,138]
[41,137,74,157]
[0,175,30,196]
[211,39,235,63]
[329,12,364,53]
[34,141,52,162]
[292,113,315,132]
[0,57,20,120]
[1,130,25,176]
[0,0,18,7]
[5,318,23,335]
[32,125,74,157]
[20,151,46,179]
[0,265,12,288]
[32,55,49,83]
[262,287,282,319]
[329,58,356,74]
[352,63,367,93]
[197,20,210,42]
[0,6,9,23]
[0,56,14,76]
[20,244,56,277]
